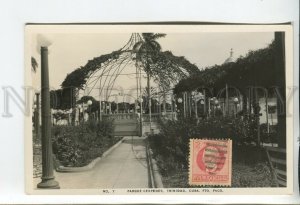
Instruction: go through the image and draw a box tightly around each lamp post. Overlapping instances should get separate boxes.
[87,100,92,106]
[177,98,183,103]
[177,97,183,117]
[99,101,102,121]
[87,100,92,121]
[200,99,204,118]
[139,97,144,137]
[233,97,239,117]
[37,46,60,189]
[106,104,110,114]
[193,92,204,119]
[192,92,198,119]
[171,97,175,120]
[136,104,142,137]
[210,97,215,117]
[214,98,219,117]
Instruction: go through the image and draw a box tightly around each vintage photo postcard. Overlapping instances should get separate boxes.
[24,24,295,195]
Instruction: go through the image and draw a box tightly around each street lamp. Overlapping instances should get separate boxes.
[139,98,144,113]
[199,99,205,118]
[207,98,212,117]
[233,97,239,117]
[87,100,92,114]
[212,98,219,117]
[37,38,59,189]
[105,105,108,114]
[177,97,184,117]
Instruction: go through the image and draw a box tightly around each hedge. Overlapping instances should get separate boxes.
[51,119,118,167]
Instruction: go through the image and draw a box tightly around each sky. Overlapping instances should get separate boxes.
[30,32,274,100]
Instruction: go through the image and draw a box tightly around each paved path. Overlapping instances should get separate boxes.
[34,136,149,189]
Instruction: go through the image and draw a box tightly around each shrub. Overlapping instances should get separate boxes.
[230,115,259,146]
[149,116,275,187]
[52,118,117,167]
[149,116,271,177]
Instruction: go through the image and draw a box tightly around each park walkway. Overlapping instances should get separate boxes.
[34,136,149,189]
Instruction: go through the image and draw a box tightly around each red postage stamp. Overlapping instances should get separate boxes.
[189,139,232,186]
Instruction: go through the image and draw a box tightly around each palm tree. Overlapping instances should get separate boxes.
[133,33,166,114]
[31,57,38,72]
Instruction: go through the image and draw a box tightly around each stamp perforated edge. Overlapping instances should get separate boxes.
[188,138,232,187]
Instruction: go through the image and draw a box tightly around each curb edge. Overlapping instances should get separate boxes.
[55,137,124,173]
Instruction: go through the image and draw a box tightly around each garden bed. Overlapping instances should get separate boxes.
[148,117,277,188]
[33,119,121,176]
[52,119,119,167]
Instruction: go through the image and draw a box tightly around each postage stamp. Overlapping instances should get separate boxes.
[189,139,232,186]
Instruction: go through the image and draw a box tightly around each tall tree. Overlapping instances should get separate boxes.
[133,33,166,113]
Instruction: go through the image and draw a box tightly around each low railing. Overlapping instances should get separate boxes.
[100,112,177,122]
[142,112,177,122]
[103,113,138,120]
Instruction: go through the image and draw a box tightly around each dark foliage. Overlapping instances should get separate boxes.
[52,119,117,167]
[148,117,276,187]
[50,87,76,110]
[61,51,123,89]
[174,41,277,94]
[149,116,269,171]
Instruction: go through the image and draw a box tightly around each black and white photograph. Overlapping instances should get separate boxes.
[25,25,294,194]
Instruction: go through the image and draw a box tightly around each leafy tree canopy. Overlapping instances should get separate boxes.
[61,51,122,89]
[61,33,200,91]
[174,40,277,94]
[77,95,97,104]
[50,87,76,110]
